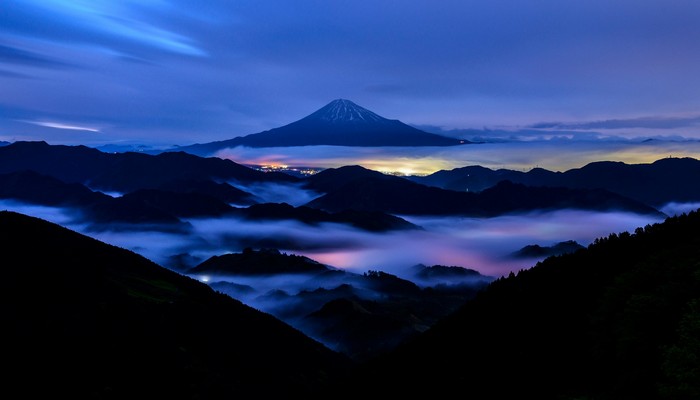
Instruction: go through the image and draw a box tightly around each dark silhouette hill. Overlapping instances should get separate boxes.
[412,156,700,207]
[303,164,395,193]
[0,140,297,194]
[322,210,700,399]
[188,247,331,275]
[304,166,665,217]
[173,99,466,155]
[0,211,351,398]
[0,170,187,227]
[411,263,492,286]
[511,239,585,258]
[0,169,112,206]
[0,170,416,231]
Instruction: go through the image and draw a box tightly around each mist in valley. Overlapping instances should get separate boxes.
[0,198,671,282]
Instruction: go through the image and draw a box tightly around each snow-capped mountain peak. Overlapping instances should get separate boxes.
[308,99,385,123]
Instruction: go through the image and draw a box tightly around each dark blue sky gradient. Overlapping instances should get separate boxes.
[1,0,700,146]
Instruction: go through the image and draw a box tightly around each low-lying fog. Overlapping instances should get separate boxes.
[0,199,673,280]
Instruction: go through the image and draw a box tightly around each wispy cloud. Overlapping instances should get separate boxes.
[531,115,700,131]
[1,1,207,58]
[21,120,101,132]
[0,44,73,69]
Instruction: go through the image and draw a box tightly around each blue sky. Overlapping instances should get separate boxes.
[2,0,700,146]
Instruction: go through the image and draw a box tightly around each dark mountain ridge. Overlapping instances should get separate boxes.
[511,239,585,258]
[189,247,330,275]
[304,165,665,217]
[412,156,700,207]
[0,140,297,194]
[0,141,668,221]
[1,210,351,398]
[173,99,466,155]
[0,170,417,231]
[323,210,700,399]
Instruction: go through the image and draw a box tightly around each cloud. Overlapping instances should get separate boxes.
[227,180,322,207]
[1,1,207,58]
[659,202,700,217]
[0,198,664,279]
[531,115,700,131]
[0,44,73,69]
[21,120,101,132]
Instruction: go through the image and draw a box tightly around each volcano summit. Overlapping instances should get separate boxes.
[176,99,466,155]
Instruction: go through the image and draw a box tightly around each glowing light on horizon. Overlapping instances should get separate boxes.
[215,141,700,176]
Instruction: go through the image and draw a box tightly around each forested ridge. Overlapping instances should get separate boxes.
[323,210,700,399]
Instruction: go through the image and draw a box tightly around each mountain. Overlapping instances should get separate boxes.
[320,210,700,399]
[173,99,467,155]
[410,264,493,287]
[303,165,665,217]
[511,239,585,258]
[0,141,297,194]
[0,170,420,232]
[411,156,700,208]
[0,171,188,227]
[188,247,331,275]
[0,210,351,398]
[0,169,112,207]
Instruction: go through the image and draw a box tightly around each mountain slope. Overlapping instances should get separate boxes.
[304,166,665,217]
[1,211,351,398]
[0,170,419,231]
[412,156,700,207]
[0,141,297,194]
[322,210,700,399]
[174,99,466,155]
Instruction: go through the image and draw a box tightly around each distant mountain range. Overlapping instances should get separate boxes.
[172,99,467,155]
[0,169,419,232]
[0,141,673,226]
[0,140,297,193]
[301,165,665,217]
[410,157,700,207]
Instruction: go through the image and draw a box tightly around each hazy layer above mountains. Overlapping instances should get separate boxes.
[210,139,700,176]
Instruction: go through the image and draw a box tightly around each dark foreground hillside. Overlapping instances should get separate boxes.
[0,211,351,398]
[322,210,700,399]
[4,207,699,399]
